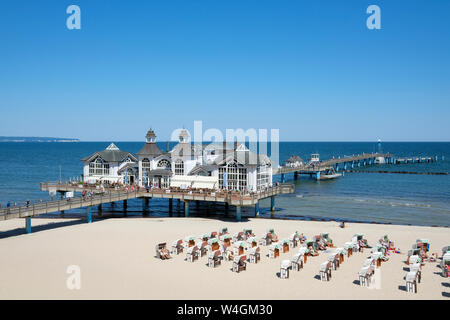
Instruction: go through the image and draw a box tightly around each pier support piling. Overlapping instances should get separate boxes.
[315,171,321,180]
[87,206,92,224]
[168,198,173,216]
[225,202,229,216]
[281,173,286,183]
[123,200,127,217]
[255,201,260,217]
[97,204,102,217]
[184,200,190,217]
[270,196,275,212]
[25,217,31,234]
[142,197,149,216]
[236,206,242,222]
[294,172,298,180]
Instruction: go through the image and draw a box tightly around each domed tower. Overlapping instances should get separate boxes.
[178,128,190,143]
[137,128,164,186]
[145,128,157,143]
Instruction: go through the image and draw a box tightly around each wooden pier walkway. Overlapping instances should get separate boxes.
[0,183,295,233]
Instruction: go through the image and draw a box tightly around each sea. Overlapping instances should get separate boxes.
[0,142,449,227]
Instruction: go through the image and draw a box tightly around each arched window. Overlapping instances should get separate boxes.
[157,159,171,170]
[218,160,247,190]
[175,159,184,175]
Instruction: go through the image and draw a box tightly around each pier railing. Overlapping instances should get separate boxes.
[0,183,294,221]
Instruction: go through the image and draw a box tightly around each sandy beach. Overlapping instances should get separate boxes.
[0,217,448,300]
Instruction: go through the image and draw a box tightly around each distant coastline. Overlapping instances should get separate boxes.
[0,136,79,142]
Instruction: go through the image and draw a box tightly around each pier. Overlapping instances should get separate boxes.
[274,153,441,182]
[0,183,295,233]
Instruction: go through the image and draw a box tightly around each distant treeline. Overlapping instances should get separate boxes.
[0,136,79,142]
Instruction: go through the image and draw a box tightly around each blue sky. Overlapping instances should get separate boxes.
[0,0,449,141]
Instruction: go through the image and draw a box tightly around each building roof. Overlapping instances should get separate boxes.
[213,146,271,167]
[81,144,138,163]
[137,143,164,157]
[146,169,173,177]
[188,164,216,176]
[171,143,202,157]
[118,162,139,174]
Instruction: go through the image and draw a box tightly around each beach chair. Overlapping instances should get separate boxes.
[441,246,450,255]
[267,229,279,243]
[441,252,450,277]
[280,260,291,279]
[248,246,261,264]
[408,255,421,266]
[298,247,308,263]
[208,238,220,251]
[171,239,183,255]
[155,243,170,260]
[232,255,247,273]
[291,253,304,271]
[219,234,231,247]
[184,236,196,248]
[321,233,334,247]
[233,241,246,256]
[351,236,360,253]
[370,252,383,268]
[281,239,290,253]
[219,227,228,236]
[247,236,258,248]
[416,239,430,252]
[289,233,299,248]
[269,243,281,259]
[354,233,368,249]
[232,232,244,243]
[410,263,422,283]
[358,266,374,287]
[406,271,418,293]
[186,245,199,262]
[344,242,353,257]
[334,248,345,264]
[243,228,254,240]
[199,241,208,257]
[259,233,271,246]
[319,261,332,281]
[208,250,222,268]
[328,253,339,270]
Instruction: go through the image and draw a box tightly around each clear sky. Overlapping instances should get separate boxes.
[0,0,449,142]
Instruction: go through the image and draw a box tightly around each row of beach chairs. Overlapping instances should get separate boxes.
[405,239,429,293]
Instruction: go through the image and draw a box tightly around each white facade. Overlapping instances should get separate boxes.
[82,129,273,192]
[82,143,138,184]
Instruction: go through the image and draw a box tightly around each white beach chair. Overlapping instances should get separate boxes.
[248,246,260,264]
[410,263,422,283]
[328,253,339,270]
[289,233,299,248]
[232,255,247,273]
[186,245,199,262]
[406,271,418,293]
[358,266,373,287]
[344,242,353,257]
[208,250,222,268]
[440,252,450,277]
[291,253,303,271]
[280,260,291,279]
[319,261,332,281]
[269,243,281,259]
[363,257,376,268]
[441,246,450,257]
[370,252,383,267]
[351,236,360,253]
[409,255,421,265]
[171,239,183,255]
[259,233,271,246]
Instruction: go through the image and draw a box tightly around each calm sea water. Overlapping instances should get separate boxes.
[0,142,449,227]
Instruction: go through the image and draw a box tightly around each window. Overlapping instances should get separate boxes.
[157,159,171,170]
[257,165,270,190]
[175,159,184,175]
[219,161,247,191]
[89,157,110,176]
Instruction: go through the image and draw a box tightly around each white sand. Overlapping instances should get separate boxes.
[0,217,448,300]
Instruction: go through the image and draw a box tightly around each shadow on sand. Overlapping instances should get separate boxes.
[0,218,89,239]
